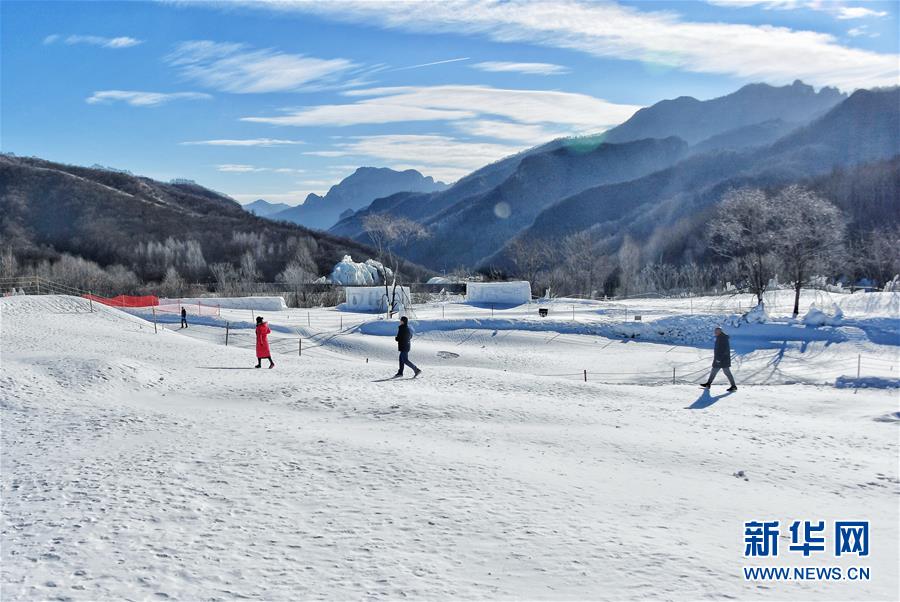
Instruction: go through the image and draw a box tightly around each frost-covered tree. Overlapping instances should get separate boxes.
[774,186,846,317]
[239,252,260,294]
[0,248,18,280]
[616,235,641,297]
[210,262,239,296]
[555,231,612,298]
[852,224,900,288]
[708,188,782,305]
[160,266,187,297]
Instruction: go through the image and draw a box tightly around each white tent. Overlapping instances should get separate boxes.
[344,286,411,312]
[466,281,531,305]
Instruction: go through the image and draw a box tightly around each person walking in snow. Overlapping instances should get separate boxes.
[393,316,421,378]
[180,307,188,329]
[700,326,737,391]
[255,316,275,369]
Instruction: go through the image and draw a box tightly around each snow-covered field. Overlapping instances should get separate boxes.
[2,292,898,600]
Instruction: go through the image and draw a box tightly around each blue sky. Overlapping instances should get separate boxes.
[2,0,897,205]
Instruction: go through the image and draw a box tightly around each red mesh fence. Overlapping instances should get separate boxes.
[83,293,159,308]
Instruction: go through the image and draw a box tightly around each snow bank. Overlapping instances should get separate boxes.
[356,312,856,350]
[159,296,287,311]
[326,255,392,286]
[466,281,531,305]
[835,376,900,389]
[341,286,411,312]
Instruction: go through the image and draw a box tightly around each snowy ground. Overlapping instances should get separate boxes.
[1,293,898,600]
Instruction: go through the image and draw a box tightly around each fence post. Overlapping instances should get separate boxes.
[226,322,230,346]
[299,337,302,357]
[673,367,676,384]
[307,312,311,327]
[689,294,693,315]
[583,369,587,382]
[572,305,575,321]
[151,307,158,334]
[88,292,94,313]
[340,315,343,330]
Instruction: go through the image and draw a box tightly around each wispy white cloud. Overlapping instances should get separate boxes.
[216,164,305,173]
[86,90,212,106]
[232,0,898,90]
[709,0,888,20]
[243,84,640,145]
[181,138,304,146]
[836,6,887,20]
[452,119,571,144]
[166,40,358,93]
[44,34,143,48]
[472,61,570,75]
[847,25,880,38]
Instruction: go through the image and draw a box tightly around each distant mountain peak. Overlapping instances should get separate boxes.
[604,80,847,146]
[269,166,448,230]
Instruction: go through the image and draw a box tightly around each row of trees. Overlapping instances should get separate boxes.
[498,185,898,310]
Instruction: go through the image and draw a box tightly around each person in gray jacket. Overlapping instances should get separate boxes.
[700,327,737,391]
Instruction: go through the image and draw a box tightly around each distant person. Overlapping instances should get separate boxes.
[180,307,188,329]
[700,326,737,391]
[393,316,421,378]
[255,316,275,369]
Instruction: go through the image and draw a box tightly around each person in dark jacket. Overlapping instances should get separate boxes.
[393,316,421,378]
[700,327,737,391]
[180,307,188,329]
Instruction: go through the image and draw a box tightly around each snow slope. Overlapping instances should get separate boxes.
[1,294,898,600]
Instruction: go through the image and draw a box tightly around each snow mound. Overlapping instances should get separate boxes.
[327,255,392,286]
[803,303,843,326]
[742,302,769,324]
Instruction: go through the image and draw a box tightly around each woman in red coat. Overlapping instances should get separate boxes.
[255,316,275,369]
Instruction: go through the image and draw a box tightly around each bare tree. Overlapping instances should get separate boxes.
[362,214,428,315]
[775,186,846,316]
[505,237,551,295]
[708,188,781,305]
